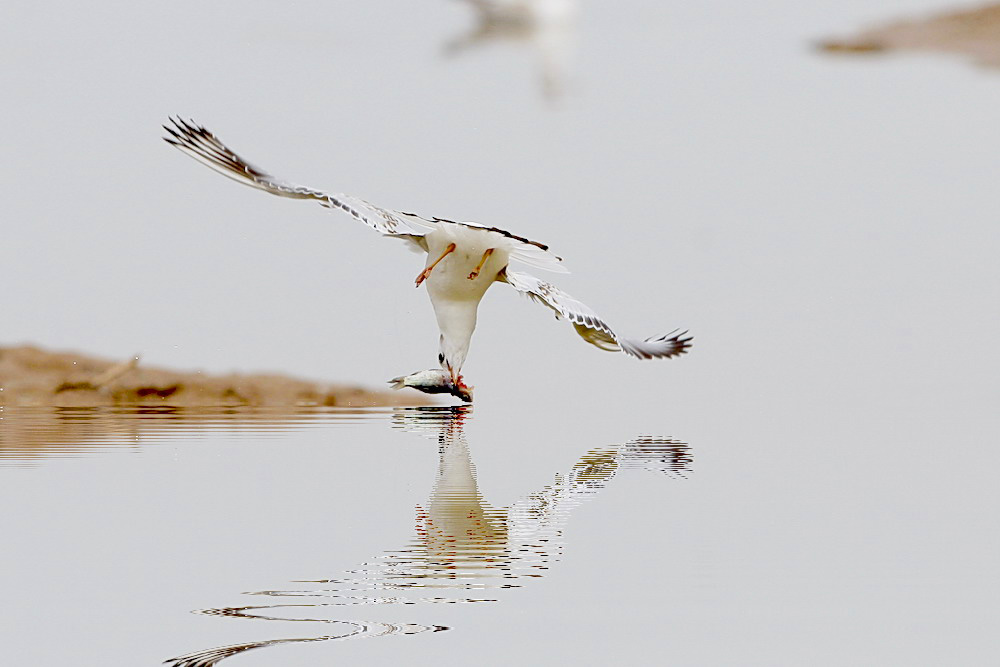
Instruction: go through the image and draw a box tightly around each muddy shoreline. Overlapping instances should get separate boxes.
[820,4,1000,68]
[0,345,430,407]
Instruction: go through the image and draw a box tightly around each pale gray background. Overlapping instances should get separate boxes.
[2,0,999,665]
[3,0,997,418]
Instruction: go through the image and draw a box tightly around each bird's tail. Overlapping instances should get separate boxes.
[387,376,406,390]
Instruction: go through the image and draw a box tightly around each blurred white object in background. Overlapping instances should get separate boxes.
[447,0,578,101]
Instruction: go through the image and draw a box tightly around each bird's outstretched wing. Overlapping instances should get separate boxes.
[162,117,433,238]
[500,269,692,359]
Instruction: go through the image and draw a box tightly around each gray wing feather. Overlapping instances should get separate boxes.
[500,270,692,360]
[163,117,431,239]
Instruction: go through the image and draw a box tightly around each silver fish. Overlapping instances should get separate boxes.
[389,369,474,403]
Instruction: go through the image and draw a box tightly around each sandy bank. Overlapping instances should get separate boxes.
[0,345,429,407]
[820,4,1000,68]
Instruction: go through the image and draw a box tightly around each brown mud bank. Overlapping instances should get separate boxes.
[0,345,428,407]
[820,4,1000,68]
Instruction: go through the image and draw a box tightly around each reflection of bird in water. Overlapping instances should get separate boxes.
[385,406,691,591]
[164,119,692,400]
[446,0,578,101]
[250,407,690,601]
[164,407,691,666]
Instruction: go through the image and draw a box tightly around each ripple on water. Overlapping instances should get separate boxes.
[0,406,391,464]
[1,405,691,665]
[213,409,691,608]
[163,621,446,667]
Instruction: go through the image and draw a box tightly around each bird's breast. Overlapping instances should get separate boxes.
[425,226,512,301]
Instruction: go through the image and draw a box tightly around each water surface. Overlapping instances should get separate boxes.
[2,407,696,665]
[3,403,997,665]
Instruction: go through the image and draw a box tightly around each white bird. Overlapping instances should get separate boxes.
[447,0,578,101]
[163,118,692,396]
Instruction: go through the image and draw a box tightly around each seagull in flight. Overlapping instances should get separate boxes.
[163,118,692,397]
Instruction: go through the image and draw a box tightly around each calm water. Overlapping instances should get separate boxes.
[1,407,697,665]
[1,404,997,665]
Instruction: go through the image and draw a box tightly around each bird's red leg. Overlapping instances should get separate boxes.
[415,243,456,287]
[467,248,495,280]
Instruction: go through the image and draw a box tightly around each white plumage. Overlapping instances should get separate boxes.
[163,118,692,395]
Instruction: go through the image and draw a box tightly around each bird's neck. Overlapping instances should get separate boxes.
[431,297,480,375]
